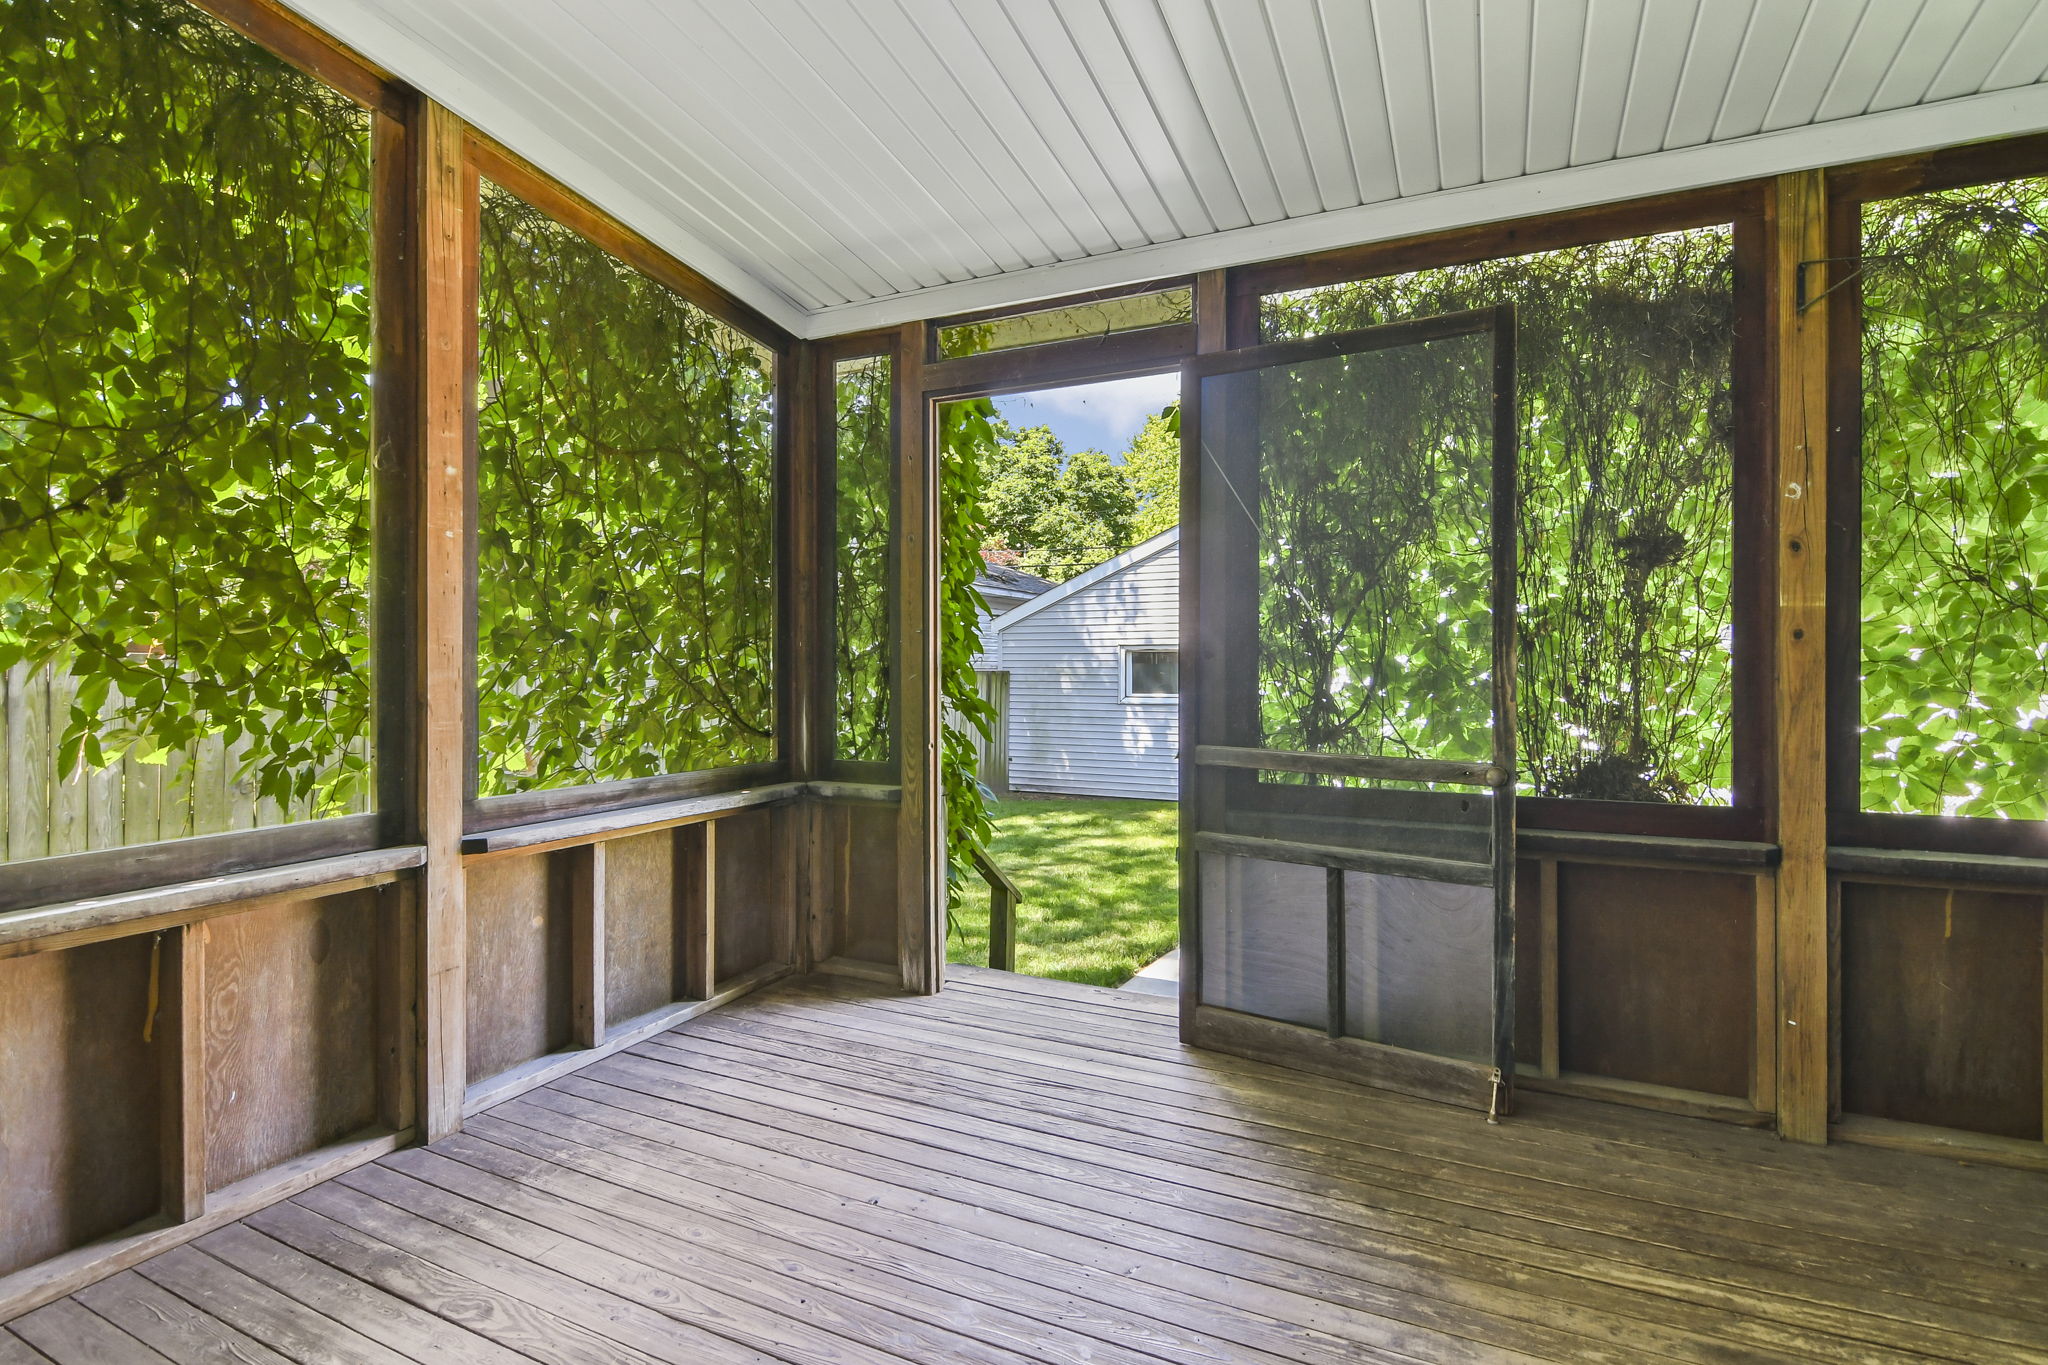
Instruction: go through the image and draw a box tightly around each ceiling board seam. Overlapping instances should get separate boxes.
[795,81,2048,337]
[1147,0,1282,227]
[642,0,938,292]
[1814,0,1904,123]
[806,3,1054,274]
[684,0,997,284]
[848,0,1085,265]
[1315,0,1400,202]
[1299,0,1368,203]
[675,0,964,289]
[1608,0,1651,163]
[997,0,1177,243]
[953,0,1153,250]
[273,0,810,330]
[1705,0,1766,143]
[1857,0,1928,117]
[890,0,1116,257]
[1659,1,1709,151]
[1877,0,1985,111]
[1066,0,1218,236]
[1243,0,1336,211]
[558,0,898,300]
[401,2,848,308]
[1807,0,1873,125]
[1100,0,1248,230]
[1928,0,2026,102]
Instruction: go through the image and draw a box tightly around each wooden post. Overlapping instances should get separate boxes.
[568,842,606,1048]
[1773,169,1831,1144]
[896,321,942,994]
[414,98,473,1140]
[783,340,823,974]
[158,923,206,1222]
[679,821,718,1001]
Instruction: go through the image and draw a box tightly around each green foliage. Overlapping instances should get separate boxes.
[1859,183,2048,818]
[474,182,775,795]
[1241,335,1498,760]
[1263,228,1736,801]
[947,797,1178,987]
[980,422,1138,582]
[832,354,891,763]
[939,400,999,874]
[0,0,375,823]
[1124,410,1181,541]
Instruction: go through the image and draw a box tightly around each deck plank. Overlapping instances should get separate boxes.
[20,968,2047,1364]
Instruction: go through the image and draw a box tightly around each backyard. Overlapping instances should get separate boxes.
[948,797,1178,988]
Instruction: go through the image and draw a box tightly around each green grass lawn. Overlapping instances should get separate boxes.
[948,796,1179,988]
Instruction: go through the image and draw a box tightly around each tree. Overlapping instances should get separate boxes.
[1124,409,1180,540]
[979,422,1138,581]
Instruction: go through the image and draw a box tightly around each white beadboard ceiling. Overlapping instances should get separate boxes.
[289,0,2048,339]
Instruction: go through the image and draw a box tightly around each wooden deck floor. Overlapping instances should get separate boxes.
[10,965,2047,1365]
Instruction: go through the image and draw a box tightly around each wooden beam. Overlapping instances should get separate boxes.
[896,321,941,994]
[157,923,207,1224]
[679,821,717,1002]
[1752,872,1779,1115]
[1772,168,1831,1145]
[414,97,474,1141]
[567,842,606,1050]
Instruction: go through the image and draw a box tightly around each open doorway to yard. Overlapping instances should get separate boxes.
[939,367,1183,993]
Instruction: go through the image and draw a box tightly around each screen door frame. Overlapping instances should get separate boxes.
[1177,304,1519,1113]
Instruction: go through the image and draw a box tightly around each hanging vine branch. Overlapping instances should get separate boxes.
[473,183,777,796]
[0,0,376,824]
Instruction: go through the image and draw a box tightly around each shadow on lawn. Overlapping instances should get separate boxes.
[948,797,1179,988]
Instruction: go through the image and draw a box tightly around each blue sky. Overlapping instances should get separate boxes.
[991,370,1181,463]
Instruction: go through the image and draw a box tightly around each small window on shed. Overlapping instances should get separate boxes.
[1126,648,1179,699]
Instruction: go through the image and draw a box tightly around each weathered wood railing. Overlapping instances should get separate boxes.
[971,839,1021,972]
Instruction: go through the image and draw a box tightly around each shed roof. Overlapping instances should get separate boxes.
[292,0,2048,337]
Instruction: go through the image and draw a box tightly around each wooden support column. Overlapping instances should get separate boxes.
[413,98,474,1140]
[157,923,206,1223]
[568,842,606,1048]
[784,340,824,974]
[1772,169,1831,1144]
[679,821,718,1001]
[896,321,942,994]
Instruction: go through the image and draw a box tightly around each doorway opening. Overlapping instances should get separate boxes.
[939,372,1182,996]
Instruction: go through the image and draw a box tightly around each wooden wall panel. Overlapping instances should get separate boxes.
[838,802,900,966]
[1558,864,1755,1098]
[1840,882,2044,1140]
[0,939,161,1277]
[463,853,570,1083]
[603,830,678,1023]
[714,805,788,982]
[203,893,380,1190]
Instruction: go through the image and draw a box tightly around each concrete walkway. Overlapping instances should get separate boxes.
[1118,946,1179,998]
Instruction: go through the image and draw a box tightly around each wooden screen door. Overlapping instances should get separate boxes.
[1178,305,1520,1116]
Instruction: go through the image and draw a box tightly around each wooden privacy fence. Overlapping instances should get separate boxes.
[0,662,368,863]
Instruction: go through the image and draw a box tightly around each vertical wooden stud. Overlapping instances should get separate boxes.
[158,923,206,1222]
[895,321,941,994]
[1752,872,1780,1114]
[679,821,718,1001]
[1538,858,1560,1079]
[374,880,419,1134]
[1773,168,1831,1144]
[414,98,474,1141]
[568,842,607,1048]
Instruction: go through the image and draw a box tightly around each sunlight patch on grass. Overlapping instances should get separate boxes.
[950,797,1179,988]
